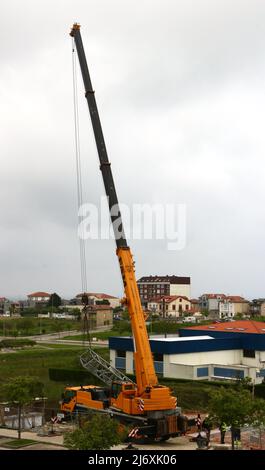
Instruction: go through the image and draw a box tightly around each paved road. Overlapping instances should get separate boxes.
[0,427,198,451]
[1,327,110,345]
[0,427,64,446]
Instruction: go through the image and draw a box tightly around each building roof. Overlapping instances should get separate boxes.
[137,276,190,285]
[86,305,113,311]
[28,292,50,298]
[109,335,243,355]
[149,295,190,304]
[76,292,118,299]
[251,298,265,304]
[183,320,265,334]
[153,335,213,342]
[201,294,226,299]
[220,296,249,303]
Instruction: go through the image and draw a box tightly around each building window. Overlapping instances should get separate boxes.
[185,304,189,310]
[115,357,125,370]
[213,367,244,379]
[197,367,209,377]
[153,353,163,362]
[172,304,176,310]
[154,362,163,374]
[116,350,126,358]
[243,349,255,358]
[257,369,265,378]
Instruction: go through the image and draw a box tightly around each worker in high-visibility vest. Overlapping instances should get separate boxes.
[219,422,227,444]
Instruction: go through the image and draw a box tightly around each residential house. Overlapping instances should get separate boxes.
[81,304,113,329]
[249,299,265,317]
[0,297,10,315]
[199,294,226,319]
[76,293,120,309]
[190,299,201,313]
[148,295,191,318]
[27,292,50,308]
[219,296,249,319]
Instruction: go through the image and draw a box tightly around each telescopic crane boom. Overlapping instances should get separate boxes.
[68,24,181,437]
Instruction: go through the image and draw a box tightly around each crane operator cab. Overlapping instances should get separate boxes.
[61,385,110,414]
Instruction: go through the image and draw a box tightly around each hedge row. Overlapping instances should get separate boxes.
[49,368,102,385]
[0,339,36,348]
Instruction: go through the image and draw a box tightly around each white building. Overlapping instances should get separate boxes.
[76,293,120,309]
[109,320,265,383]
[137,276,191,307]
[148,295,191,318]
[27,292,50,308]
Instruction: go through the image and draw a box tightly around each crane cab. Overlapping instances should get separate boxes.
[61,385,110,414]
[110,381,137,414]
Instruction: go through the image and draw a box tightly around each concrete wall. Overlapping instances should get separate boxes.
[110,349,116,368]
[260,303,265,317]
[170,284,191,299]
[5,413,43,429]
[111,346,265,383]
[165,361,195,380]
[169,349,241,366]
[126,351,134,374]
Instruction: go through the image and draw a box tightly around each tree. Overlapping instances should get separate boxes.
[208,386,253,449]
[47,293,62,309]
[249,398,265,427]
[64,414,126,450]
[0,376,44,439]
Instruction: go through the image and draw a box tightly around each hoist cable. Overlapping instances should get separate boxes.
[72,39,87,294]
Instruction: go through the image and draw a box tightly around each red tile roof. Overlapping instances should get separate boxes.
[28,292,50,298]
[77,292,118,299]
[184,320,265,334]
[151,295,190,303]
[86,305,113,311]
[225,296,249,303]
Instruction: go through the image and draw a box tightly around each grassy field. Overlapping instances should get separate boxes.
[0,317,81,337]
[0,343,214,413]
[0,345,109,406]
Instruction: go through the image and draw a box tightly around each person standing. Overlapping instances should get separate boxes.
[219,422,227,444]
[202,416,212,444]
[195,413,202,433]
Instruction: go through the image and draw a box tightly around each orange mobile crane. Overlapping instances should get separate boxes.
[61,24,187,441]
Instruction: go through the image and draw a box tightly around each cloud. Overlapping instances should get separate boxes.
[1,1,265,299]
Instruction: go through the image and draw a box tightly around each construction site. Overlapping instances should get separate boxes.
[1,3,265,459]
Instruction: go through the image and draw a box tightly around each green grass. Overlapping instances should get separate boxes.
[161,379,212,412]
[3,439,36,448]
[0,346,109,404]
[0,318,81,337]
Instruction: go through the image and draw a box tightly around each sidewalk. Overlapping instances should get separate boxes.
[0,427,64,446]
